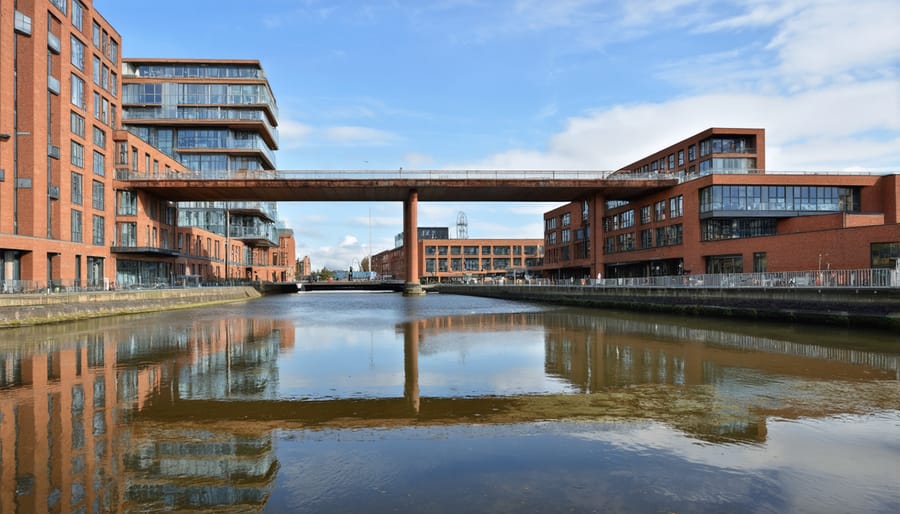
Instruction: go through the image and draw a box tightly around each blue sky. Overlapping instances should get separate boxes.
[95,0,900,271]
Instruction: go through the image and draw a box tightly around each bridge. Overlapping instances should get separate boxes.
[119,169,678,294]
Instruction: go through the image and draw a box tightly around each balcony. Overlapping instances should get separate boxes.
[111,246,180,257]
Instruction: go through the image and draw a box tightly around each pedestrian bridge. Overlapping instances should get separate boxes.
[118,169,678,294]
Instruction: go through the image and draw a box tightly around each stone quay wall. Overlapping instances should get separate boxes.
[0,287,262,328]
[434,284,900,330]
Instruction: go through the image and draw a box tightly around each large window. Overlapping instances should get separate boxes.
[640,205,651,225]
[117,190,137,215]
[92,180,104,210]
[92,150,105,176]
[92,215,105,245]
[707,254,743,274]
[669,195,683,218]
[871,242,900,269]
[640,229,652,249]
[70,74,85,108]
[71,172,83,205]
[654,200,666,221]
[71,210,83,242]
[700,185,860,213]
[70,111,85,137]
[701,218,776,240]
[70,35,85,70]
[71,141,84,168]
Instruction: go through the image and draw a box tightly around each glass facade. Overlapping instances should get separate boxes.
[122,61,280,246]
[700,185,860,213]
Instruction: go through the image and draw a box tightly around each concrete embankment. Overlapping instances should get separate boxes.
[0,286,263,329]
[434,284,900,330]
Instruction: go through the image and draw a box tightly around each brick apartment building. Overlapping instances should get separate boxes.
[541,128,900,280]
[372,233,544,283]
[0,0,295,290]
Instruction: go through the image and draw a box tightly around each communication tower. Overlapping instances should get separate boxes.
[456,211,469,239]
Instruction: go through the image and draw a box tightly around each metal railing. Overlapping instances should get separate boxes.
[470,268,900,289]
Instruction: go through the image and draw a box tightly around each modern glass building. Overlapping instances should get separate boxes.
[121,59,282,279]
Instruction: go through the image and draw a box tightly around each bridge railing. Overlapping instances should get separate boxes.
[117,169,629,181]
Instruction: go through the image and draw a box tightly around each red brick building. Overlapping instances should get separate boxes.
[0,0,295,290]
[372,236,544,283]
[542,128,900,280]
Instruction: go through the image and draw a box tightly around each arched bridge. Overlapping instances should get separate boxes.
[118,170,678,293]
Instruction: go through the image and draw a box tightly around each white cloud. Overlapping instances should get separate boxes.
[453,79,900,171]
[278,119,314,149]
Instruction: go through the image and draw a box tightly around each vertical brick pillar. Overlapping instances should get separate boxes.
[403,189,424,295]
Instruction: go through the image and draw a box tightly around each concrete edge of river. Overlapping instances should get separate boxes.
[0,286,264,329]
[433,284,900,331]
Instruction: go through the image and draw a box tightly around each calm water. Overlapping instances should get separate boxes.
[0,292,898,513]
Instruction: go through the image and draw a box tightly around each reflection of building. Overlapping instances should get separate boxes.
[541,128,900,280]
[372,234,544,282]
[0,314,293,513]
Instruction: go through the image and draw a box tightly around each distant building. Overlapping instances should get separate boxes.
[373,232,544,283]
[394,227,450,248]
[541,128,899,280]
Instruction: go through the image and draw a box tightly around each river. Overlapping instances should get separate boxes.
[0,292,898,513]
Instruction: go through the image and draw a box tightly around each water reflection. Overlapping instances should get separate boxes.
[0,297,897,512]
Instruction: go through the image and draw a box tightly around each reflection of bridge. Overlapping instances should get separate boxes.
[121,170,677,294]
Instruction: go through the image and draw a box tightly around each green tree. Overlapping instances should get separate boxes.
[318,267,335,280]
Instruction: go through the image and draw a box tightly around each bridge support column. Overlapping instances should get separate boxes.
[403,189,425,296]
[403,321,420,414]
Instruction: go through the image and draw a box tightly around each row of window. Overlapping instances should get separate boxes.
[424,245,542,256]
[606,195,683,232]
[604,224,683,254]
[700,218,777,241]
[128,63,264,80]
[69,210,104,245]
[631,135,755,174]
[70,74,117,128]
[425,257,543,273]
[699,185,860,213]
[122,83,274,109]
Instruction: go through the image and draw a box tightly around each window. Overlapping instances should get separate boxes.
[753,252,767,273]
[71,141,84,167]
[50,0,67,15]
[70,111,85,137]
[93,92,101,119]
[871,242,900,269]
[70,35,85,70]
[117,190,136,215]
[110,73,117,97]
[92,150,104,176]
[620,209,634,228]
[678,150,684,166]
[640,205,651,225]
[92,126,105,147]
[545,217,557,230]
[70,74,85,108]
[562,213,571,226]
[668,154,675,170]
[118,222,137,247]
[654,200,666,221]
[640,229,652,249]
[669,195,683,218]
[582,200,590,221]
[562,228,571,243]
[707,254,743,274]
[701,218,776,241]
[92,215,104,245]
[71,210,83,242]
[102,65,109,91]
[92,21,100,47]
[688,145,696,161]
[131,147,137,171]
[92,55,101,85]
[71,172,83,205]
[92,180,104,210]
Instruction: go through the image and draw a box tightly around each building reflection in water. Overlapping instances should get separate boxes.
[0,308,897,512]
[0,316,293,513]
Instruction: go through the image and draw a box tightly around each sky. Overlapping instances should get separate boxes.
[94,0,900,271]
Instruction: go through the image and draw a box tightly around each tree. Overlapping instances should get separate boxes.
[318,267,335,281]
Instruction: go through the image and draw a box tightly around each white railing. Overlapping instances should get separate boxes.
[471,268,900,289]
